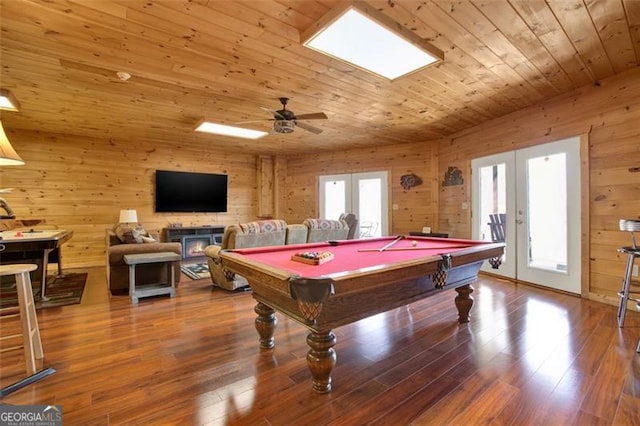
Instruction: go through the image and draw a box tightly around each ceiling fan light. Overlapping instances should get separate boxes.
[274,120,295,134]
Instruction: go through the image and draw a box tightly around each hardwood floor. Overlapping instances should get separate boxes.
[1,267,639,425]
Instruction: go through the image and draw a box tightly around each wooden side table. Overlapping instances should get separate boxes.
[123,252,180,304]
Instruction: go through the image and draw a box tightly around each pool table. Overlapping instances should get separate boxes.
[219,235,504,393]
[0,229,74,300]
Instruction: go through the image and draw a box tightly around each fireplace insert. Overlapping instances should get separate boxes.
[181,235,212,259]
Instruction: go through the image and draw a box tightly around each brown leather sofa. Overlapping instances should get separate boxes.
[106,229,182,295]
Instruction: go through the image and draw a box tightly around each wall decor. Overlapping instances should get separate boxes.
[442,166,463,186]
[400,173,422,190]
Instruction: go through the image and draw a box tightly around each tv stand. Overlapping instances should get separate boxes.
[164,226,225,259]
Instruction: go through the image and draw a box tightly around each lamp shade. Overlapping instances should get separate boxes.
[118,209,138,224]
[0,121,25,166]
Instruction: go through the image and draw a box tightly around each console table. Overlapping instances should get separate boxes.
[164,226,225,259]
[408,231,449,238]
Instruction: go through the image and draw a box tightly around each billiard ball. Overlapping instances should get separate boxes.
[411,240,417,247]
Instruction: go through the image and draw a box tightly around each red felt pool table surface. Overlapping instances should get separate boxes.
[230,236,489,278]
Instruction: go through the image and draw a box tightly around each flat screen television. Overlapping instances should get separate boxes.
[155,170,228,213]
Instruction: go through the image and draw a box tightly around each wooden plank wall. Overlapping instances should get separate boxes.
[281,67,640,304]
[435,66,640,303]
[281,144,439,235]
[0,130,258,269]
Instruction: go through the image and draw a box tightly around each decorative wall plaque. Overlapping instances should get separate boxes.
[442,166,463,186]
[400,173,422,190]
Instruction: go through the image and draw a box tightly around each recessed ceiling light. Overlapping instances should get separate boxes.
[0,89,20,111]
[301,3,443,81]
[195,121,268,140]
[116,71,132,81]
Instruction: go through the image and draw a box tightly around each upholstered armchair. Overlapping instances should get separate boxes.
[286,223,308,244]
[205,220,288,291]
[303,218,349,243]
[339,213,358,239]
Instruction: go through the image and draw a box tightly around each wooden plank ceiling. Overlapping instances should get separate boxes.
[1,0,639,155]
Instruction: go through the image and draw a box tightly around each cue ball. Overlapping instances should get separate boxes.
[412,240,417,247]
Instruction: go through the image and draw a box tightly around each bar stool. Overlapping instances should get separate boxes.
[0,264,43,375]
[616,219,640,328]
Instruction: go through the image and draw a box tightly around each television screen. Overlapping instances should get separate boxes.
[155,170,228,213]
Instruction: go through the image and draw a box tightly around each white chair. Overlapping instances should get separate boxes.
[359,221,378,238]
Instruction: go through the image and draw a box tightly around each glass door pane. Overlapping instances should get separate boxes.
[471,152,516,279]
[319,174,350,220]
[323,180,346,220]
[526,153,567,273]
[478,163,506,243]
[358,178,382,237]
[515,136,581,294]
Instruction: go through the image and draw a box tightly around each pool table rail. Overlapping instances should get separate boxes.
[220,242,504,331]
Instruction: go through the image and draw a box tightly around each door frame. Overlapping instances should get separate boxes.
[318,171,390,237]
[515,136,581,294]
[471,151,517,279]
[471,134,589,297]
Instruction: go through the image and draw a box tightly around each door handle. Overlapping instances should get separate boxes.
[516,219,524,225]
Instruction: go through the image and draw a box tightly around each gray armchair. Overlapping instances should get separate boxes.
[303,218,349,243]
[339,213,358,239]
[205,220,288,291]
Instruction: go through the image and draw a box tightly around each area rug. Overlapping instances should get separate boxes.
[0,273,87,310]
[181,262,210,280]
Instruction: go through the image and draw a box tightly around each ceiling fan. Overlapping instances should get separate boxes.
[239,98,328,134]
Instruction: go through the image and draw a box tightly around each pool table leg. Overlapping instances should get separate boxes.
[255,302,277,349]
[454,284,474,323]
[306,331,337,394]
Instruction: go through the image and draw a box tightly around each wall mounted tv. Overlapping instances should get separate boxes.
[155,170,228,213]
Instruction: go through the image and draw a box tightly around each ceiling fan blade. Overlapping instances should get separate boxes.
[294,112,328,120]
[260,106,286,120]
[296,121,323,134]
[235,119,274,124]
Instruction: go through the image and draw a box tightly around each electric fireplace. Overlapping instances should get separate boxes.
[181,235,212,259]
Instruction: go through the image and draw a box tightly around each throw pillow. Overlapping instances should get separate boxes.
[141,235,156,243]
[115,224,137,244]
[114,224,146,244]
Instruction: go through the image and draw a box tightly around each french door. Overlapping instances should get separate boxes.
[319,171,389,238]
[471,136,581,294]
